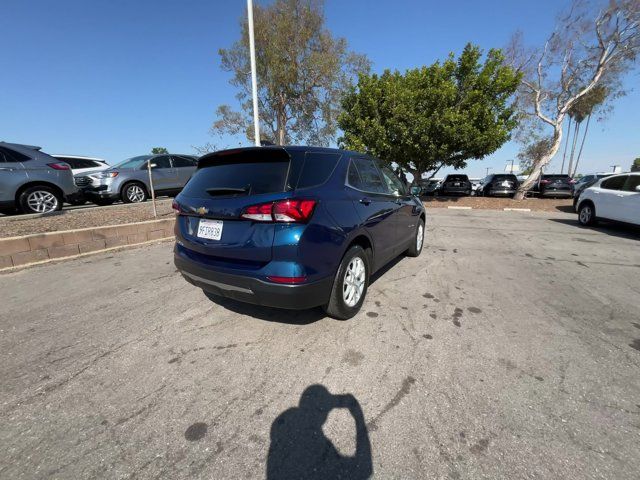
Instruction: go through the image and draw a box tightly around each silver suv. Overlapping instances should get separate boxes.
[0,142,78,214]
[76,154,198,206]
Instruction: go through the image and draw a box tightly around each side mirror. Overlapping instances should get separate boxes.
[410,186,421,196]
[149,163,158,169]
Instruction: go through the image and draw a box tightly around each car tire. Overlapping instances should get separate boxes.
[121,182,148,203]
[406,218,425,257]
[18,186,63,214]
[324,245,370,320]
[578,202,597,226]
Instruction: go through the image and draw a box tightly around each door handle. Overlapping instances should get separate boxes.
[359,197,371,206]
[0,167,14,171]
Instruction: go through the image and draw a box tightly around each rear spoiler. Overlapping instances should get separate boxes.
[198,146,290,169]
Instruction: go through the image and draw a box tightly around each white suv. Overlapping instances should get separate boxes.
[577,173,640,227]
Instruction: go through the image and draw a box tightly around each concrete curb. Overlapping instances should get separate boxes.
[0,218,175,270]
[503,208,532,212]
[0,237,174,274]
[447,206,473,210]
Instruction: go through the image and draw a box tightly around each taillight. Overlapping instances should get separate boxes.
[241,199,317,223]
[47,162,71,171]
[540,179,550,184]
[172,200,182,215]
[569,179,576,184]
[266,276,307,284]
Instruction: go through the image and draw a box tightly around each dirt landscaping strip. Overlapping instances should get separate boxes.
[423,196,574,213]
[0,199,174,238]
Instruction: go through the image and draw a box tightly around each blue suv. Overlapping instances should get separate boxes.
[173,146,425,319]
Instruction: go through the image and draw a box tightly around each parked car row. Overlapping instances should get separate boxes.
[0,142,198,214]
[413,173,582,199]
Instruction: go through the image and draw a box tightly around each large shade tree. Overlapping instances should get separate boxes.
[338,44,521,182]
[212,0,369,146]
[507,0,640,199]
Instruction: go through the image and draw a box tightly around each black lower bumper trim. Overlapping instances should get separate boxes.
[174,250,333,310]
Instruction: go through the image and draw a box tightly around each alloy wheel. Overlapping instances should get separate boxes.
[26,191,59,213]
[343,256,365,307]
[127,185,145,202]
[579,206,592,224]
[416,224,424,251]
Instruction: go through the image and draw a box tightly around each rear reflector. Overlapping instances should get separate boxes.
[47,162,71,171]
[266,276,307,284]
[241,199,316,223]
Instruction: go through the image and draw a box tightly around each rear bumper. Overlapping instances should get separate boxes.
[441,187,470,194]
[541,190,572,197]
[174,247,334,310]
[488,188,516,196]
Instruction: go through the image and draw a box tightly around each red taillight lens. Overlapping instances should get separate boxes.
[241,199,317,223]
[273,199,316,222]
[569,179,576,184]
[241,202,274,221]
[172,200,181,215]
[47,162,71,171]
[266,276,307,284]
[540,179,550,184]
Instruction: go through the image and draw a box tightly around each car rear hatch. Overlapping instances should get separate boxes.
[445,175,469,188]
[542,176,572,190]
[491,176,517,189]
[174,147,293,266]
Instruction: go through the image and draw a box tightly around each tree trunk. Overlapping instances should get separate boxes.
[514,123,564,200]
[566,121,581,178]
[560,118,572,174]
[572,114,591,177]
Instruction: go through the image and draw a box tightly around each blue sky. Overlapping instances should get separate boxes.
[2,0,638,177]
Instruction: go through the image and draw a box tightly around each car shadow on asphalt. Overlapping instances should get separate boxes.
[548,218,640,241]
[555,205,575,214]
[266,385,373,480]
[202,254,407,324]
[203,292,326,324]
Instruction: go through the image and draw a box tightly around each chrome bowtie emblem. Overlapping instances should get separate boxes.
[196,206,208,215]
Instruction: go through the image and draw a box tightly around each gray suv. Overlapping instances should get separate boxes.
[76,154,198,205]
[0,142,78,215]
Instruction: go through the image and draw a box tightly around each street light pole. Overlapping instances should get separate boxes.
[485,167,491,176]
[247,0,261,146]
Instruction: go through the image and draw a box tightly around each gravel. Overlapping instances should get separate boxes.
[0,200,175,238]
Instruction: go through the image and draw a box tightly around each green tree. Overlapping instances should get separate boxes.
[632,157,640,172]
[518,137,553,177]
[213,0,369,146]
[151,147,168,154]
[338,44,521,182]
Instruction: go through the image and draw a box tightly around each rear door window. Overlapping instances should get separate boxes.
[0,146,30,163]
[295,152,340,189]
[172,155,197,168]
[348,157,387,193]
[181,155,290,198]
[601,176,628,190]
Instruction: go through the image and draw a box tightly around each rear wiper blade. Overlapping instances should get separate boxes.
[205,186,251,197]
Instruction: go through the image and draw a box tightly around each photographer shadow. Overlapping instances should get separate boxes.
[266,385,372,480]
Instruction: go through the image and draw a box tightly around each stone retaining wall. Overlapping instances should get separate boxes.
[1,218,175,270]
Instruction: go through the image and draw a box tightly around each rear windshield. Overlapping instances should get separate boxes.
[492,175,517,181]
[446,175,468,181]
[542,175,570,180]
[182,152,290,197]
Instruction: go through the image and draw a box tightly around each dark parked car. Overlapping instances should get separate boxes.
[415,179,441,196]
[572,173,614,210]
[535,174,575,198]
[478,174,519,197]
[439,174,472,196]
[173,146,426,320]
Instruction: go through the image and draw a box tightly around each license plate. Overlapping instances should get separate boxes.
[502,181,510,187]
[454,182,460,186]
[197,219,223,240]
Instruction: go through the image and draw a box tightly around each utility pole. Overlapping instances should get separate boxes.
[485,167,491,176]
[247,0,261,146]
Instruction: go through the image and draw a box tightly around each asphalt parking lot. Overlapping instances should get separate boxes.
[1,209,639,480]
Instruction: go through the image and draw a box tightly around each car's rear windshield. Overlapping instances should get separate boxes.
[446,175,468,181]
[493,174,517,181]
[182,149,290,198]
[542,174,570,180]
